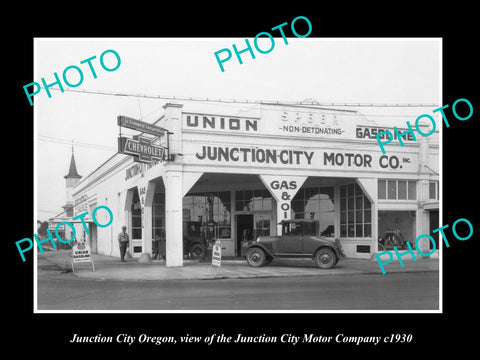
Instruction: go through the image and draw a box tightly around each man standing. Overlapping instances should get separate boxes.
[118,226,129,262]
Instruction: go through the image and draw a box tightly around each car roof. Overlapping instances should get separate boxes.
[279,219,318,224]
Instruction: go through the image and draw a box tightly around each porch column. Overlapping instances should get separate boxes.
[356,178,378,253]
[137,179,156,262]
[164,170,184,267]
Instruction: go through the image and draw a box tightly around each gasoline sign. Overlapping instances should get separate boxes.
[212,241,222,268]
[72,241,95,272]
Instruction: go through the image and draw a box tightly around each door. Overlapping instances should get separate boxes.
[278,221,303,254]
[429,210,439,250]
[236,214,254,256]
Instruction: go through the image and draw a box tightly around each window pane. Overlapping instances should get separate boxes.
[340,225,347,237]
[355,196,363,210]
[398,181,407,200]
[319,199,334,212]
[244,190,253,202]
[235,201,244,212]
[347,183,354,197]
[348,225,355,237]
[356,224,363,237]
[364,209,371,223]
[263,198,272,211]
[347,210,354,225]
[355,210,362,224]
[321,187,334,201]
[347,197,354,210]
[429,182,436,199]
[218,191,230,204]
[387,180,397,199]
[340,197,346,211]
[291,200,305,213]
[235,191,244,201]
[378,180,386,199]
[408,181,417,200]
[354,183,362,196]
[305,187,319,200]
[132,215,142,228]
[340,185,347,198]
[340,211,347,224]
[364,195,371,209]
[364,223,372,237]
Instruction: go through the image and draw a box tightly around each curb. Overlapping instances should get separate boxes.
[38,250,439,282]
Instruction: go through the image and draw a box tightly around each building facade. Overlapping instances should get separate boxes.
[70,101,440,266]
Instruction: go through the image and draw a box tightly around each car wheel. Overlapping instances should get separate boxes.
[189,243,206,260]
[246,247,266,267]
[315,248,337,269]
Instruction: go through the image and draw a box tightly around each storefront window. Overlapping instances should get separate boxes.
[184,191,232,238]
[429,181,439,200]
[340,183,371,238]
[152,193,165,239]
[255,214,271,237]
[378,179,417,200]
[235,189,272,212]
[131,191,142,239]
[291,186,335,237]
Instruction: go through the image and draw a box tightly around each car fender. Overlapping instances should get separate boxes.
[247,244,276,259]
[313,245,339,259]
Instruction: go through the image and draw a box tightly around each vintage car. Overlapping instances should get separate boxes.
[245,219,346,269]
[378,229,409,251]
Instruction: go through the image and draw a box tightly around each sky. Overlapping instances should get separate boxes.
[34,38,441,221]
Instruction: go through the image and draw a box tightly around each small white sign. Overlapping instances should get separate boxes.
[212,241,222,268]
[72,242,95,272]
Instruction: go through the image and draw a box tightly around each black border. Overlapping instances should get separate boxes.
[7,4,478,355]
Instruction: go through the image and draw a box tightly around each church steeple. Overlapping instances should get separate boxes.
[62,145,82,217]
[64,145,82,179]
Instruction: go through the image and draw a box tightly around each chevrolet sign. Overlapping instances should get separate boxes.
[118,135,166,163]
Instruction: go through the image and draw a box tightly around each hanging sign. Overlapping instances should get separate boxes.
[118,135,166,163]
[117,115,167,137]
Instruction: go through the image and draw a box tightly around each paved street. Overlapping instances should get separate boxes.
[37,256,439,311]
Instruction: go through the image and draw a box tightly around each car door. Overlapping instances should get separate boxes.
[278,222,303,255]
[302,221,317,255]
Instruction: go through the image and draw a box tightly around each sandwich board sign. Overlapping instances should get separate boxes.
[209,240,222,277]
[212,241,222,267]
[72,241,95,272]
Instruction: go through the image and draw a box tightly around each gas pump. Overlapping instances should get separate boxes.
[202,193,218,261]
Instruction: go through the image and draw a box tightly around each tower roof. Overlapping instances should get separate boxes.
[64,147,82,179]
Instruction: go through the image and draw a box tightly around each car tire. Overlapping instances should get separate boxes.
[189,243,206,260]
[246,247,266,267]
[315,248,337,269]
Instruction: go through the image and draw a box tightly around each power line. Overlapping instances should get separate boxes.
[38,135,117,152]
[39,86,439,108]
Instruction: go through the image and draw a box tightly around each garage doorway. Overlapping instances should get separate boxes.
[236,214,254,256]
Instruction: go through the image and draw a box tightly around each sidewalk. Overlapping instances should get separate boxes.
[38,249,439,281]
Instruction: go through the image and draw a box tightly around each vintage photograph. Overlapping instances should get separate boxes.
[34,37,441,312]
